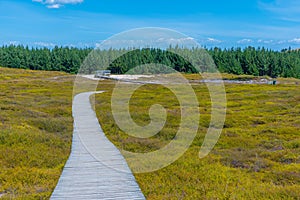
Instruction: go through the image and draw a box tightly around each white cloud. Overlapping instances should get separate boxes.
[33,0,83,9]
[288,38,300,44]
[257,39,274,44]
[94,37,197,50]
[47,4,61,8]
[207,38,222,43]
[237,39,253,44]
[34,42,56,47]
[276,40,286,44]
[8,41,20,45]
[45,0,83,4]
[167,37,195,42]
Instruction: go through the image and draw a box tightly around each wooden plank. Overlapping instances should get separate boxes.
[51,92,145,200]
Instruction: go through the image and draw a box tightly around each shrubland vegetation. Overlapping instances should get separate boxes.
[0,67,73,199]
[95,76,300,199]
[0,44,299,199]
[0,45,300,78]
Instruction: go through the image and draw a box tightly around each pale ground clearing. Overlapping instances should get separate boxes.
[81,74,154,81]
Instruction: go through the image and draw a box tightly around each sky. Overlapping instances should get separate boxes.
[0,0,300,49]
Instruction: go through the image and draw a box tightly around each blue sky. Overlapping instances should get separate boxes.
[0,0,300,49]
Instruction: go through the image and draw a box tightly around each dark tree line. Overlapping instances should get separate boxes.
[0,45,91,74]
[108,48,198,74]
[0,45,299,78]
[209,47,300,78]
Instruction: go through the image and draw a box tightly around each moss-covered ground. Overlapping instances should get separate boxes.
[0,67,74,199]
[95,74,300,199]
[1,67,299,199]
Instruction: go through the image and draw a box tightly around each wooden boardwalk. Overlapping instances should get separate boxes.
[51,92,145,200]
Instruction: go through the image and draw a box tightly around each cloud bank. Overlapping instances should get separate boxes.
[32,0,83,9]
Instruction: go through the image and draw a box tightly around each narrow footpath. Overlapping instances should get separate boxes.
[51,92,145,200]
